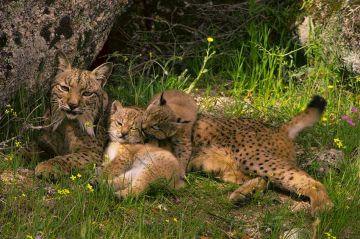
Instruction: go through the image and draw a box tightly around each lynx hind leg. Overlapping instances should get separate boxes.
[188,147,250,184]
[275,169,333,215]
[229,177,267,203]
[114,151,182,199]
[242,155,333,215]
[35,152,102,180]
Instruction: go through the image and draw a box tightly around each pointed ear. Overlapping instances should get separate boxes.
[111,100,123,114]
[92,62,113,87]
[159,92,167,106]
[56,51,71,73]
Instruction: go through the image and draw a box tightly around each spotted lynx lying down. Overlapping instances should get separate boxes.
[34,51,112,179]
[100,101,184,198]
[141,91,333,215]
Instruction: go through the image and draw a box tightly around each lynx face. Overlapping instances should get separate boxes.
[50,51,112,136]
[108,101,144,144]
[141,93,184,140]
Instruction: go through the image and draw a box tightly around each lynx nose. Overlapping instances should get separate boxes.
[120,130,128,139]
[68,102,79,110]
[68,94,79,110]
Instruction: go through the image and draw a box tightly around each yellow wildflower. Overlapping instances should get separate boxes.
[84,121,94,128]
[57,188,70,195]
[70,175,77,181]
[22,193,26,197]
[15,140,22,148]
[87,183,94,192]
[173,217,178,223]
[325,231,336,239]
[76,173,82,178]
[207,37,214,43]
[4,104,17,117]
[321,116,328,122]
[165,219,170,223]
[334,138,346,149]
[5,154,14,161]
[26,235,34,239]
[328,85,334,89]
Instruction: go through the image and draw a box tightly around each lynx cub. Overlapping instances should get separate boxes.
[100,101,184,198]
[34,51,112,179]
[142,91,333,215]
[141,90,198,175]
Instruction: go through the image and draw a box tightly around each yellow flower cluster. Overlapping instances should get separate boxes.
[57,188,70,195]
[87,183,94,192]
[333,138,346,149]
[325,232,336,239]
[207,37,214,43]
[70,173,82,181]
[4,104,17,117]
[15,140,22,148]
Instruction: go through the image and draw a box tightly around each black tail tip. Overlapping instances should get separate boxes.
[307,95,327,114]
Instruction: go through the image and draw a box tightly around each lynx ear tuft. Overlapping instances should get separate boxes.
[159,92,167,106]
[92,62,113,87]
[56,51,71,73]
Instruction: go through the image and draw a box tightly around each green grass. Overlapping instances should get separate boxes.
[1,1,360,238]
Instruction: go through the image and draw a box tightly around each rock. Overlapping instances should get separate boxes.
[280,228,309,239]
[298,147,343,174]
[0,0,130,108]
[298,1,360,74]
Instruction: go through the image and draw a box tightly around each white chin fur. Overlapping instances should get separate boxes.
[66,113,78,120]
[52,118,64,132]
[85,127,95,137]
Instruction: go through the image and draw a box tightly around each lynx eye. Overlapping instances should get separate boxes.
[82,91,93,97]
[59,85,69,92]
[116,120,123,126]
[151,125,160,130]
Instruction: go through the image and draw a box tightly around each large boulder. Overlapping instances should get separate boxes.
[298,1,360,74]
[0,0,129,108]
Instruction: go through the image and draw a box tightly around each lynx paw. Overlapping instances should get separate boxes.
[115,188,133,199]
[310,191,333,216]
[229,190,247,203]
[174,178,186,189]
